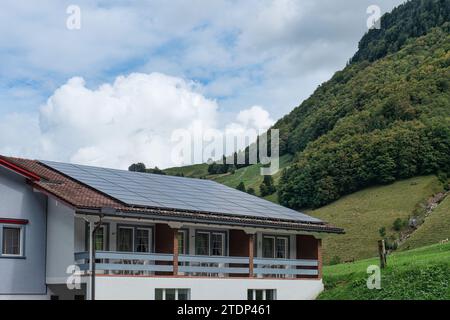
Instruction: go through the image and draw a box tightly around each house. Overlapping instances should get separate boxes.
[0,155,343,300]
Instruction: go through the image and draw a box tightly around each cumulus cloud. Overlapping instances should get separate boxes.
[235,106,274,131]
[0,0,407,168]
[0,72,274,169]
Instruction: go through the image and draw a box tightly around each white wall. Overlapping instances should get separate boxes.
[46,199,75,284]
[94,277,323,300]
[0,294,49,300]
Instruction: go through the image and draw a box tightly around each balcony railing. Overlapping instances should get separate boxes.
[74,251,319,278]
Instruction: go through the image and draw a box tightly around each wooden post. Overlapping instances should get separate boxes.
[248,234,254,278]
[173,229,179,276]
[378,240,387,269]
[317,239,323,279]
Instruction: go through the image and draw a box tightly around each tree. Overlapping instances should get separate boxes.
[247,187,255,195]
[236,182,246,192]
[260,175,276,197]
[128,163,146,172]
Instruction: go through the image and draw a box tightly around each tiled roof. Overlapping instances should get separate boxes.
[0,155,344,234]
[0,156,124,209]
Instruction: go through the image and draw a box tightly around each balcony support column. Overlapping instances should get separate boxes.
[173,228,179,276]
[248,234,255,278]
[317,238,323,279]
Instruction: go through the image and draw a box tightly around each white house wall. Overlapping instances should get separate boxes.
[94,276,324,300]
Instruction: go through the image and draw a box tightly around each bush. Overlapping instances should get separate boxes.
[379,227,386,238]
[393,218,405,231]
[236,182,246,192]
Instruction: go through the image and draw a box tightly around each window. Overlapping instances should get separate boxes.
[211,233,225,256]
[195,231,226,256]
[117,225,152,253]
[84,223,109,252]
[135,228,150,252]
[196,232,209,255]
[155,288,190,300]
[247,289,276,301]
[262,236,288,259]
[95,225,108,251]
[177,230,188,254]
[118,227,133,252]
[0,225,24,257]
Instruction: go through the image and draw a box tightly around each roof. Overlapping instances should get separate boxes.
[40,160,322,224]
[0,155,344,234]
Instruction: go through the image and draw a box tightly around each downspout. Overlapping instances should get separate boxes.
[90,216,103,301]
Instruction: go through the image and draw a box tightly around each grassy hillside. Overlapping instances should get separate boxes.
[164,163,209,178]
[165,154,293,196]
[400,195,450,251]
[310,176,444,264]
[319,242,450,300]
[213,154,292,195]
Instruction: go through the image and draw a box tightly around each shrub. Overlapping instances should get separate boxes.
[236,182,246,192]
[393,218,404,231]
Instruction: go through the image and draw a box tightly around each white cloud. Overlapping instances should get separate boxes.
[235,106,274,132]
[0,72,274,169]
[0,0,408,167]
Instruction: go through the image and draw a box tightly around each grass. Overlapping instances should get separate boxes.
[400,195,450,251]
[318,242,450,300]
[213,154,293,196]
[309,176,443,264]
[163,163,209,178]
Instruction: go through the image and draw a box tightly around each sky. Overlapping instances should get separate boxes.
[0,0,406,169]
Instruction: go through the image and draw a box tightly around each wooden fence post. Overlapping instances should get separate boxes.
[378,240,387,268]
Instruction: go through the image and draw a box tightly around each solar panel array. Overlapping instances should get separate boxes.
[40,160,322,224]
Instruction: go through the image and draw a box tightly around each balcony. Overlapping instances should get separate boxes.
[74,251,319,278]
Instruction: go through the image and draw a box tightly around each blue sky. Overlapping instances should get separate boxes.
[0,0,406,168]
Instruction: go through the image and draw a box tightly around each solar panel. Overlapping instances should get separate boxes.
[39,160,323,224]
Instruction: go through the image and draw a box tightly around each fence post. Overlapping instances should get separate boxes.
[378,240,387,268]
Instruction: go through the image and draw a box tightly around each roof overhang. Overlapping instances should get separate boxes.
[0,158,41,181]
[75,207,345,234]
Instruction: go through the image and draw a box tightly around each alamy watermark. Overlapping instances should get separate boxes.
[66,264,82,290]
[171,127,280,175]
[66,5,81,30]
[367,5,382,30]
[367,265,381,290]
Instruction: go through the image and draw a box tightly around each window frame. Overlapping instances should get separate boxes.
[261,234,290,259]
[84,222,110,252]
[0,223,26,259]
[247,289,277,301]
[116,224,154,253]
[177,229,189,255]
[195,229,228,256]
[155,288,191,300]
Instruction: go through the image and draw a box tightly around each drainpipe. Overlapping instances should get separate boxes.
[90,216,103,300]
